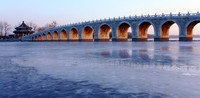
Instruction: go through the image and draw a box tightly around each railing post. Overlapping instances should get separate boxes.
[170,12,172,17]
[187,11,190,16]
[154,13,157,17]
[178,12,181,16]
[162,13,164,17]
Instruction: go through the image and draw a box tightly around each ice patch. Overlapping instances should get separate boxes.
[8,42,200,97]
[182,73,198,76]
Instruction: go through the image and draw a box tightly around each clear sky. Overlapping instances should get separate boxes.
[0,0,200,33]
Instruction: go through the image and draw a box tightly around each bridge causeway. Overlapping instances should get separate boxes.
[22,12,200,41]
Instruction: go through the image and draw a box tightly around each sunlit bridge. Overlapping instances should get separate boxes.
[23,12,200,42]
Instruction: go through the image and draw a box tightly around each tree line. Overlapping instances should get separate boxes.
[0,21,58,37]
[0,22,11,36]
[27,21,58,33]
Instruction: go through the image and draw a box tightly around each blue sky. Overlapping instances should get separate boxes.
[0,0,200,30]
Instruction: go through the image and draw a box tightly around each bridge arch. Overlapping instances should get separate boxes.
[159,20,180,41]
[98,23,112,41]
[70,28,79,41]
[82,25,94,41]
[60,30,67,41]
[53,31,59,41]
[35,36,38,41]
[186,19,200,41]
[116,21,132,41]
[32,37,34,41]
[38,35,42,41]
[47,32,52,41]
[42,34,46,41]
[136,21,155,41]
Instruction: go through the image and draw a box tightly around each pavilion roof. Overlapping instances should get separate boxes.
[15,21,32,30]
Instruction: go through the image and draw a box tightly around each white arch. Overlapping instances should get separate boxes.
[69,27,79,32]
[81,25,94,33]
[159,19,181,36]
[81,25,94,40]
[47,32,52,41]
[136,20,156,33]
[116,21,133,33]
[42,33,46,41]
[98,23,113,32]
[185,19,200,29]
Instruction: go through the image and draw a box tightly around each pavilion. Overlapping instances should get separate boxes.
[13,21,34,39]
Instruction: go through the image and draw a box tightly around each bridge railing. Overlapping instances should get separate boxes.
[45,12,200,28]
[91,12,200,23]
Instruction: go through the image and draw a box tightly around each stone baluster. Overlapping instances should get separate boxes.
[154,13,157,17]
[178,12,181,16]
[170,12,172,17]
[162,13,164,17]
[187,11,190,16]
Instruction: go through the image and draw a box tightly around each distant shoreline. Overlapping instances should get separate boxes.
[0,39,21,42]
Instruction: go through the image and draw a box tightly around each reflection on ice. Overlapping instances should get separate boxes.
[99,50,112,58]
[118,50,132,58]
[137,49,154,61]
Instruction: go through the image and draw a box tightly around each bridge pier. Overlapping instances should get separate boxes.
[116,38,128,41]
[95,39,110,42]
[154,38,170,41]
[94,39,98,41]
[81,39,94,42]
[69,39,79,41]
[112,38,117,42]
[132,38,148,41]
[154,38,161,41]
[179,37,193,41]
[132,38,137,41]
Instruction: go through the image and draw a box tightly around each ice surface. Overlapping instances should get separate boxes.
[2,41,199,97]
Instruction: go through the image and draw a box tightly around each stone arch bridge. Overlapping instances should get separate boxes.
[22,12,200,41]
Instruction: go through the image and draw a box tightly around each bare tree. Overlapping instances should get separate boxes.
[0,22,4,36]
[44,21,58,29]
[3,22,11,36]
[37,27,46,32]
[37,21,58,32]
[49,21,57,28]
[27,22,38,32]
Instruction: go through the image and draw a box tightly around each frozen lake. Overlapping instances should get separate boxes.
[0,42,200,97]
